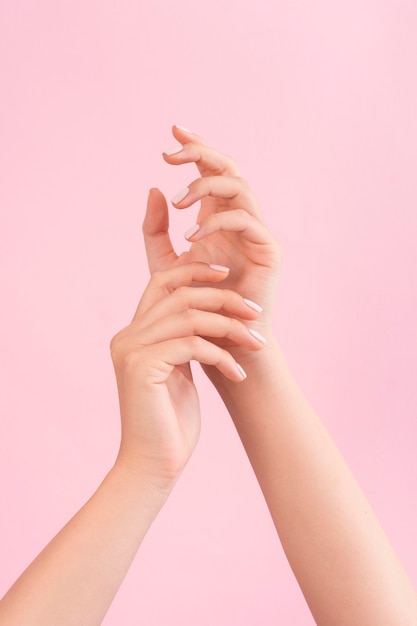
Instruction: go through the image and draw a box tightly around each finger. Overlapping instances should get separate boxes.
[170,175,262,218]
[133,262,231,319]
[142,188,177,273]
[138,285,263,330]
[172,124,206,146]
[133,337,247,382]
[136,310,266,351]
[163,141,240,178]
[184,208,275,248]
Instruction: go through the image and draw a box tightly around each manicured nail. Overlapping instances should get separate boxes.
[183,224,200,240]
[175,124,192,133]
[209,264,230,273]
[248,328,266,344]
[236,363,247,380]
[243,298,263,313]
[171,187,190,204]
[164,145,183,156]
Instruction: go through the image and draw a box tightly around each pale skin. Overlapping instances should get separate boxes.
[0,126,416,625]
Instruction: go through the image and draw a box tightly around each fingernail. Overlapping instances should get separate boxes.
[209,264,230,273]
[243,298,263,313]
[236,363,247,380]
[175,124,193,133]
[171,187,190,204]
[164,145,183,156]
[248,328,266,344]
[183,224,200,240]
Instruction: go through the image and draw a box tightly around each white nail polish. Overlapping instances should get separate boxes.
[175,124,192,133]
[243,298,263,313]
[183,224,200,240]
[248,328,266,343]
[171,187,190,204]
[236,363,247,380]
[164,145,183,156]
[209,264,230,273]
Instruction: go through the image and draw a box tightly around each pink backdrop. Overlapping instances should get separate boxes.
[1,1,416,623]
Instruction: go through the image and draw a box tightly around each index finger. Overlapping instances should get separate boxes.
[167,126,240,178]
[133,262,231,320]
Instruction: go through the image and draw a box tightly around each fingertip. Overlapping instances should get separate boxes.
[235,363,247,381]
[209,264,230,273]
[173,124,193,134]
[147,187,164,202]
[143,188,169,235]
[172,124,205,145]
[171,187,190,206]
[183,224,200,240]
[205,263,231,283]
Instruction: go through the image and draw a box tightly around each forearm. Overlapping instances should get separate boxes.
[0,464,170,626]
[207,340,417,625]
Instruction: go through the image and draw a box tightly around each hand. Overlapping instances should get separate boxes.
[143,126,282,362]
[110,262,264,490]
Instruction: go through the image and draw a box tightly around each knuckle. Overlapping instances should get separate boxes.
[121,347,147,374]
[175,284,189,300]
[220,288,234,303]
[234,207,249,221]
[188,335,203,350]
[110,331,147,373]
[235,175,249,189]
[151,269,165,286]
[109,332,123,363]
[122,349,140,369]
[228,316,242,334]
[184,308,199,331]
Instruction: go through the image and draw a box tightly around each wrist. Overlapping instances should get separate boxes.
[111,456,178,502]
[205,333,283,386]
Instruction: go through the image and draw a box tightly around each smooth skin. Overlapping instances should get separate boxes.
[144,126,417,625]
[0,126,416,625]
[0,262,262,625]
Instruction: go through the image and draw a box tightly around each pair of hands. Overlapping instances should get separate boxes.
[110,126,281,490]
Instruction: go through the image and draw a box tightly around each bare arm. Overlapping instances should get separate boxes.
[145,126,417,625]
[208,340,417,625]
[0,261,256,625]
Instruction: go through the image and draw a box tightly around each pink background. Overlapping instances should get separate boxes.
[1,1,416,623]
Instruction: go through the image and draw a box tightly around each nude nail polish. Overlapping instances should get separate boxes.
[236,363,247,380]
[209,264,230,272]
[164,145,183,156]
[183,224,200,240]
[248,328,266,344]
[175,125,192,133]
[171,187,190,204]
[243,298,263,313]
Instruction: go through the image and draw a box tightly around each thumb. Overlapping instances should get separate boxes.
[142,188,177,273]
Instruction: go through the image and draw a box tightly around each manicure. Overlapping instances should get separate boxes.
[209,264,230,273]
[243,298,263,313]
[164,145,183,156]
[175,124,193,134]
[235,363,247,380]
[248,328,266,344]
[183,224,200,240]
[171,187,190,204]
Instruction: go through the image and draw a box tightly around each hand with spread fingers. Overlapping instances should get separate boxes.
[143,126,282,358]
[143,128,417,626]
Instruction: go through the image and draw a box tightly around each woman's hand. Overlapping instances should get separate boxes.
[143,127,282,358]
[110,262,264,490]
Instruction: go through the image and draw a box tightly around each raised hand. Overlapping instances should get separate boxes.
[110,262,264,489]
[143,127,282,356]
